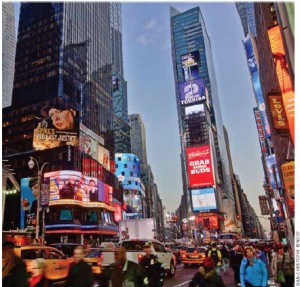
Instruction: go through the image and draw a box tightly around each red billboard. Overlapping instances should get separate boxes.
[186,145,215,188]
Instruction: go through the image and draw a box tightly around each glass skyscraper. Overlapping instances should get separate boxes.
[170,6,236,232]
[236,2,257,36]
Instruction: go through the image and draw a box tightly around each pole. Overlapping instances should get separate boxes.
[36,170,41,241]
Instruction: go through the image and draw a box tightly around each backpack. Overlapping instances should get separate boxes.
[209,249,220,264]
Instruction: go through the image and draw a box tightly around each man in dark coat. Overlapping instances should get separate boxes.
[66,246,93,287]
[2,241,28,287]
[189,257,227,287]
[99,247,149,287]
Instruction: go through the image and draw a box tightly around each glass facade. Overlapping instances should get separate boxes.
[236,2,257,36]
[170,7,234,226]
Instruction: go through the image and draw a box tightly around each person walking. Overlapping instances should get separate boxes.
[99,247,149,287]
[28,258,49,287]
[207,243,222,275]
[66,246,94,287]
[189,257,227,287]
[240,246,268,287]
[220,244,230,275]
[270,245,294,287]
[230,244,244,286]
[139,242,164,287]
[2,241,28,287]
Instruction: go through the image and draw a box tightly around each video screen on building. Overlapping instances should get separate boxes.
[191,188,217,212]
[44,170,104,203]
[179,78,205,105]
[185,103,205,116]
[124,190,143,214]
[181,51,200,82]
[186,145,215,188]
[33,105,79,150]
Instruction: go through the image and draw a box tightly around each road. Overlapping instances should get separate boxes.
[164,263,237,287]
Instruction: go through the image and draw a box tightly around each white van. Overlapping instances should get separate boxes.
[218,233,237,245]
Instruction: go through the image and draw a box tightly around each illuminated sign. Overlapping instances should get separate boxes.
[191,188,217,212]
[268,26,294,143]
[48,200,115,212]
[185,104,205,116]
[243,34,271,138]
[186,145,215,188]
[268,93,289,130]
[258,196,270,215]
[281,161,294,216]
[253,108,267,154]
[181,51,200,82]
[179,78,205,105]
[33,106,79,150]
[265,155,281,190]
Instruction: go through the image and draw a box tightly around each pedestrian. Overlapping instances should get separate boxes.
[254,245,268,277]
[2,241,28,287]
[220,244,230,275]
[189,257,227,287]
[66,246,93,287]
[270,245,294,287]
[240,246,268,287]
[28,258,49,287]
[99,247,149,287]
[139,242,164,287]
[207,243,222,275]
[230,244,244,286]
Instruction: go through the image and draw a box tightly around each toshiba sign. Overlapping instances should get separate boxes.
[186,145,215,188]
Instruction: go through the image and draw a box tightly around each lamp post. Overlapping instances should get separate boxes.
[28,157,49,243]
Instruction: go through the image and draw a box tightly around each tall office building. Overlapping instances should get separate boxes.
[110,3,131,153]
[170,6,236,233]
[2,2,16,108]
[235,2,257,36]
[2,3,122,242]
[128,114,148,170]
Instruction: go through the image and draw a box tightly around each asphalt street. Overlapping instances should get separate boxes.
[164,264,237,287]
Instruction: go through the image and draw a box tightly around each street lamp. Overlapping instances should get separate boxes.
[28,157,49,244]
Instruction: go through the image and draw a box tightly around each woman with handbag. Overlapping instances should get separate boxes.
[270,245,294,287]
[240,246,268,287]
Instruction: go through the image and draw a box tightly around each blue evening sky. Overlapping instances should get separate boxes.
[14,2,267,227]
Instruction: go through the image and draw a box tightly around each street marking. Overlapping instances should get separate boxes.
[173,280,191,287]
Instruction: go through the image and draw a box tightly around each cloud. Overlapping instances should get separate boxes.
[145,18,156,30]
[138,34,152,46]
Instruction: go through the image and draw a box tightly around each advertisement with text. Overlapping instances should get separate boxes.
[191,188,217,212]
[179,78,205,105]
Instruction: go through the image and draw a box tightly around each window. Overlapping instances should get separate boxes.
[124,164,127,168]
[60,210,72,221]
[48,250,63,259]
[117,157,121,161]
[115,164,118,168]
[153,243,165,253]
[21,249,46,259]
[130,172,133,176]
[121,172,125,176]
[128,181,132,185]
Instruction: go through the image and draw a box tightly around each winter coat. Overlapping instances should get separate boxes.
[270,252,294,278]
[139,254,164,287]
[2,256,28,287]
[189,267,227,287]
[66,260,94,287]
[240,257,268,287]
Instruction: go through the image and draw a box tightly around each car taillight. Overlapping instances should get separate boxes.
[138,254,143,263]
[182,254,186,258]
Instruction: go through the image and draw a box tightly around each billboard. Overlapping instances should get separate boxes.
[44,170,107,203]
[179,78,205,105]
[186,145,215,188]
[268,26,294,143]
[268,93,289,130]
[33,106,79,150]
[191,188,217,212]
[259,195,270,215]
[98,145,110,171]
[124,190,143,214]
[185,104,205,116]
[243,34,271,138]
[253,108,267,154]
[181,51,200,82]
[113,202,122,223]
[265,154,281,190]
[281,161,294,216]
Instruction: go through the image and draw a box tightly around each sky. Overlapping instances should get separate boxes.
[13,2,269,229]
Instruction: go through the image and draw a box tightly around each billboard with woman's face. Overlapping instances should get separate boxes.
[33,105,79,150]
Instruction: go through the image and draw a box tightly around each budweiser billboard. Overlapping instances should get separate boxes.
[186,145,215,188]
[259,195,269,215]
[268,93,289,130]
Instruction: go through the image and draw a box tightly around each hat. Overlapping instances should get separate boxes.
[2,241,15,248]
[203,257,215,270]
[244,246,254,256]
[143,242,152,248]
[28,177,39,188]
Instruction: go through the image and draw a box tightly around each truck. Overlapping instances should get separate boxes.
[119,218,156,240]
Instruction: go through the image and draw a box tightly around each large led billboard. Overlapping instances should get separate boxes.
[179,78,205,105]
[124,190,143,214]
[185,104,205,116]
[268,25,294,143]
[268,93,289,131]
[265,155,281,190]
[191,188,217,212]
[243,34,271,138]
[186,145,215,188]
[33,106,79,150]
[181,51,200,82]
[253,108,267,154]
[281,161,294,216]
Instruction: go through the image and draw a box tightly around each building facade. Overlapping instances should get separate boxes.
[170,6,236,235]
[2,3,123,243]
[2,2,16,108]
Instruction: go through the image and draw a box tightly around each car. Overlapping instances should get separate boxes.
[182,247,206,267]
[164,243,181,263]
[14,245,72,284]
[177,245,188,257]
[85,248,104,276]
[218,233,238,245]
[49,243,84,258]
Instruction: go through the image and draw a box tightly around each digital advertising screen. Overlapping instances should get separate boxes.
[113,202,122,223]
[265,155,281,190]
[185,104,205,116]
[98,145,110,171]
[181,51,200,82]
[33,105,79,150]
[186,145,215,188]
[44,170,101,203]
[123,190,143,214]
[80,132,98,161]
[191,188,217,212]
[179,78,205,105]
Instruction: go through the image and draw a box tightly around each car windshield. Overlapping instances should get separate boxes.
[86,250,102,258]
[122,241,145,251]
[187,248,205,253]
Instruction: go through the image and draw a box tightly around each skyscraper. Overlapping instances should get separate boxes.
[110,3,131,153]
[2,3,122,241]
[2,2,16,108]
[170,6,236,233]
[236,2,257,36]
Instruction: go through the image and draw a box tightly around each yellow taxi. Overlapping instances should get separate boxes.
[177,245,188,257]
[14,245,72,283]
[182,247,206,267]
[85,248,104,276]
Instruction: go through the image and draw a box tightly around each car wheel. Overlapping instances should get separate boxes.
[184,263,188,268]
[169,260,175,277]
